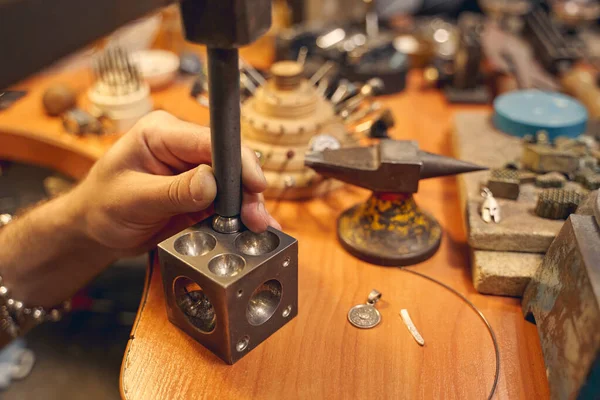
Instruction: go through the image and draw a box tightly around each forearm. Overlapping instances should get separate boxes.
[0,189,116,308]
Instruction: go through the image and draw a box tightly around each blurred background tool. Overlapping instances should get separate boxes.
[274,1,411,95]
[130,49,180,90]
[424,13,490,103]
[305,140,486,266]
[88,47,153,132]
[524,5,581,75]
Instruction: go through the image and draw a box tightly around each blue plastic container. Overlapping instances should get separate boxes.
[493,90,588,141]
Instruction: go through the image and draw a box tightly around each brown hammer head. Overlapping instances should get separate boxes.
[179,0,272,48]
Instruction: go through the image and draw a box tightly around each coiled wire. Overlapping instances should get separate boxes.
[402,268,500,400]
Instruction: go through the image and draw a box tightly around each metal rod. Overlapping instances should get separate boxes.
[240,72,257,95]
[206,47,242,219]
[317,78,329,97]
[297,46,308,66]
[330,80,350,104]
[240,58,267,87]
[309,61,334,86]
[344,101,382,123]
[365,11,379,38]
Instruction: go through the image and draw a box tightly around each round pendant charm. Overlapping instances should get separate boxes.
[348,304,381,329]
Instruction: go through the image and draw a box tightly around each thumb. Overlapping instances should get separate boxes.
[154,164,217,215]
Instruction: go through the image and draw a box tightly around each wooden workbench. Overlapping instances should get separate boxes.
[0,69,550,400]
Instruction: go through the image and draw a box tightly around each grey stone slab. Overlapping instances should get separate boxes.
[472,250,543,297]
[453,112,568,253]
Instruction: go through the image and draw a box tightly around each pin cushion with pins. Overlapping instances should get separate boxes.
[88,47,153,132]
[158,217,298,364]
[241,60,354,199]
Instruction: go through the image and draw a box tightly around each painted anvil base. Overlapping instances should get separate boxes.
[338,193,442,266]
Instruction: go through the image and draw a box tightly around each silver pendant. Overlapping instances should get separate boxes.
[481,187,501,223]
[348,290,382,329]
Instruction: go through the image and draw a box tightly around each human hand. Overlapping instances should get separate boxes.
[69,111,280,257]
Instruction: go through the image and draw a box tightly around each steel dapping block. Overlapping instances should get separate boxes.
[158,218,298,364]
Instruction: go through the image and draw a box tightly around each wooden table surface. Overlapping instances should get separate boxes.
[0,69,550,400]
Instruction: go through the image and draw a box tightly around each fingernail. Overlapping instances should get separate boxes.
[263,205,282,230]
[190,167,216,205]
[268,216,282,230]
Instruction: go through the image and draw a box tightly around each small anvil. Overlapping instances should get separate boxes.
[305,140,485,193]
[305,140,486,266]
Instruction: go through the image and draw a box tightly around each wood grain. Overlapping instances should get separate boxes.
[0,69,550,400]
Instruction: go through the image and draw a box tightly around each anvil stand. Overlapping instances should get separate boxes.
[338,192,442,266]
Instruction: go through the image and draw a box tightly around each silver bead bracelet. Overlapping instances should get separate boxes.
[0,213,72,338]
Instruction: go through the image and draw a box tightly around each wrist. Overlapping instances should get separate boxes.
[0,188,118,307]
[57,187,121,263]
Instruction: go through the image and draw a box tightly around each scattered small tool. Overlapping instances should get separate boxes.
[400,309,425,346]
[535,189,584,219]
[535,172,567,188]
[62,108,107,135]
[0,91,27,111]
[487,168,520,200]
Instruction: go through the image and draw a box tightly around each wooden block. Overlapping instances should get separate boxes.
[454,112,568,253]
[471,250,543,297]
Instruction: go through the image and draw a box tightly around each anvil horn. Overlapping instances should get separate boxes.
[418,151,487,179]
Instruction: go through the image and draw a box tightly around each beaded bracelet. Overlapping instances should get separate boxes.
[0,213,72,338]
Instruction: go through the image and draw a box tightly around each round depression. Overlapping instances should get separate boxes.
[208,254,245,277]
[174,232,216,257]
[173,277,216,333]
[234,230,280,256]
[246,280,283,326]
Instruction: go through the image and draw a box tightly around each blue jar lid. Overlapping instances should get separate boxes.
[493,90,588,140]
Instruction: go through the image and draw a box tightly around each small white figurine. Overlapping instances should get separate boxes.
[481,187,501,223]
